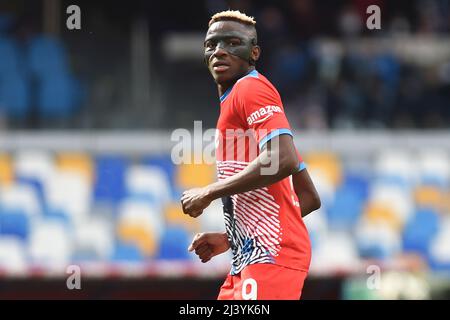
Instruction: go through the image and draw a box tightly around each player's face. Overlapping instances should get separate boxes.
[204,21,256,86]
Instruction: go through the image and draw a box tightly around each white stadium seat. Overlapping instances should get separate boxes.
[0,237,28,275]
[28,219,73,268]
[125,165,171,204]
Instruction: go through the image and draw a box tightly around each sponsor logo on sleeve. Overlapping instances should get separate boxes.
[247,105,283,126]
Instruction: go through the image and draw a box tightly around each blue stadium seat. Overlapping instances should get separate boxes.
[16,176,47,213]
[402,209,440,257]
[0,37,21,73]
[142,155,175,187]
[371,53,400,87]
[37,75,80,118]
[343,173,369,201]
[111,241,144,262]
[27,35,69,78]
[94,155,128,204]
[327,186,364,230]
[356,223,401,260]
[0,72,31,119]
[0,208,29,240]
[157,225,191,260]
[43,208,72,227]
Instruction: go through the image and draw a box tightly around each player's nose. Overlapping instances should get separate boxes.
[212,44,227,58]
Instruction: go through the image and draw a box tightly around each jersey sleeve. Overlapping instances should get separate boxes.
[236,78,293,150]
[296,148,307,172]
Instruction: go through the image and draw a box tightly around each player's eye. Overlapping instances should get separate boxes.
[205,41,216,50]
[228,39,241,46]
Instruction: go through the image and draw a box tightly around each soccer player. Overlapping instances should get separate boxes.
[181,10,321,300]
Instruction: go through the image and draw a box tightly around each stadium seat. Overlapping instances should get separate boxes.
[116,199,163,257]
[355,219,402,260]
[0,183,42,217]
[73,217,114,261]
[27,35,69,78]
[37,75,80,118]
[414,186,445,212]
[327,185,364,230]
[303,206,330,253]
[0,208,29,240]
[445,192,450,215]
[0,236,27,274]
[372,53,400,87]
[164,202,200,233]
[374,149,417,189]
[125,165,171,205]
[142,155,176,189]
[428,218,450,271]
[418,150,449,188]
[175,158,216,190]
[199,198,227,231]
[157,225,191,260]
[57,152,94,184]
[46,171,91,225]
[402,209,440,257]
[0,37,22,74]
[304,152,343,187]
[0,72,31,119]
[303,207,328,238]
[29,219,73,267]
[309,231,360,274]
[117,222,157,258]
[16,176,47,213]
[111,241,143,262]
[14,150,55,184]
[342,173,369,201]
[94,155,127,204]
[368,183,414,225]
[364,201,402,231]
[306,170,335,208]
[25,35,83,119]
[0,154,13,186]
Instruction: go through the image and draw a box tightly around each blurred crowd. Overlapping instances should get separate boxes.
[0,0,449,129]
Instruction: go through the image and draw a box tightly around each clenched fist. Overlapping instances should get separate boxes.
[181,187,213,218]
[188,232,230,263]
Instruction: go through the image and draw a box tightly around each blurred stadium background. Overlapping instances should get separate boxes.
[0,0,450,299]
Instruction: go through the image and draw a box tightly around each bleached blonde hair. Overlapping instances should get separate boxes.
[208,10,256,27]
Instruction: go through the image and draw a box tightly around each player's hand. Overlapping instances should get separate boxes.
[188,232,230,263]
[181,187,212,218]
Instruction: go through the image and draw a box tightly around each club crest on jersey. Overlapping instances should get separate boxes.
[247,105,282,126]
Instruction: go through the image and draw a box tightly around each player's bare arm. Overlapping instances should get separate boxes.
[292,169,321,217]
[181,134,299,217]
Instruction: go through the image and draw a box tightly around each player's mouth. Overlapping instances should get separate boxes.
[212,61,230,72]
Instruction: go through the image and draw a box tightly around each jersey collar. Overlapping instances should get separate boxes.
[219,69,259,103]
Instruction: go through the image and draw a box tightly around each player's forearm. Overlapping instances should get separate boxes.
[292,169,321,217]
[299,194,321,217]
[206,148,298,200]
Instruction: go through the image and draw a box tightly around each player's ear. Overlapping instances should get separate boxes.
[251,45,261,63]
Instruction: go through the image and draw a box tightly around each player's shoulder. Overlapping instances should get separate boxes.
[234,70,280,104]
[234,70,276,95]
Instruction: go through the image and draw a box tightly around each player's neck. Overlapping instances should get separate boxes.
[217,67,255,97]
[217,83,232,97]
